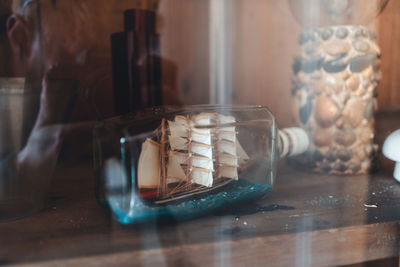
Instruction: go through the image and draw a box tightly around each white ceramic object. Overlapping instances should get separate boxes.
[382,129,400,182]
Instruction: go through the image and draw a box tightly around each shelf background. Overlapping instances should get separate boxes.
[0,0,398,126]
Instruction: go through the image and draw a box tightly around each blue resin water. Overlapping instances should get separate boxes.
[109,179,272,224]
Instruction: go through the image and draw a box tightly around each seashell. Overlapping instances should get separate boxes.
[294,56,324,74]
[314,81,325,95]
[313,150,324,162]
[320,28,334,41]
[324,40,351,57]
[336,27,349,39]
[363,99,375,121]
[346,75,360,91]
[334,129,356,146]
[355,89,365,97]
[323,55,349,73]
[361,28,369,38]
[320,162,332,173]
[363,68,373,79]
[315,96,340,128]
[293,58,303,74]
[353,40,370,53]
[361,119,369,126]
[299,31,316,45]
[304,42,319,55]
[343,98,364,127]
[338,149,352,162]
[353,27,363,38]
[299,96,313,125]
[361,78,370,89]
[350,53,376,73]
[361,161,371,172]
[310,71,322,80]
[342,71,351,80]
[326,150,338,162]
[364,144,375,157]
[303,56,325,73]
[333,162,347,172]
[336,117,345,129]
[348,162,361,173]
[341,91,351,105]
[314,128,332,146]
[355,148,365,160]
[360,128,374,142]
[325,75,344,93]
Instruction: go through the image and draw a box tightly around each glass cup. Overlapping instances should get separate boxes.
[0,78,44,222]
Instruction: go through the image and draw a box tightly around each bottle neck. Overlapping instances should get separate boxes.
[278,127,309,158]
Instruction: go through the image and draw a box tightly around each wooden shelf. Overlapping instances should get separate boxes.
[1,112,400,266]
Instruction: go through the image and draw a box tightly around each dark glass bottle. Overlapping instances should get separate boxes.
[111,9,162,115]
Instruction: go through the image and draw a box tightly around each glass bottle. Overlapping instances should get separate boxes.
[93,105,308,224]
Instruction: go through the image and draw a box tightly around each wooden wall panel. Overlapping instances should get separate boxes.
[0,0,399,125]
[159,0,210,105]
[377,0,400,111]
[231,0,302,127]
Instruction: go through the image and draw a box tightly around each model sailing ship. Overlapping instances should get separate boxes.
[137,113,249,204]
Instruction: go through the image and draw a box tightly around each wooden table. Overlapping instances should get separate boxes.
[1,112,400,267]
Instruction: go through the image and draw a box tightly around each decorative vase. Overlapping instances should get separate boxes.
[291,25,381,174]
[287,0,389,174]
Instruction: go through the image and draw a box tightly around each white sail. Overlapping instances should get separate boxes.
[218,130,236,142]
[168,136,213,156]
[218,153,238,166]
[218,165,238,180]
[167,114,215,188]
[191,168,213,187]
[174,115,189,126]
[168,120,188,138]
[192,143,213,159]
[192,114,212,135]
[216,114,236,132]
[217,140,237,156]
[168,135,187,151]
[192,156,214,171]
[219,115,235,124]
[192,127,211,135]
[212,114,240,180]
[169,152,213,171]
[191,131,211,145]
[193,115,211,126]
[236,138,250,164]
[137,112,249,198]
[167,151,187,184]
[138,139,160,189]
[170,151,188,164]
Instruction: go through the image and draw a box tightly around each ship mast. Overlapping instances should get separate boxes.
[186,115,193,190]
[214,113,220,180]
[160,118,167,195]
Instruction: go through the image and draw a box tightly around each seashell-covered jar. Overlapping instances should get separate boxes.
[288,0,389,174]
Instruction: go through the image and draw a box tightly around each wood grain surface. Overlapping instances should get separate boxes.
[377,0,400,111]
[0,111,399,266]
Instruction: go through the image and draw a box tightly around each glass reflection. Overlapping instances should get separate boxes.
[1,0,186,221]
